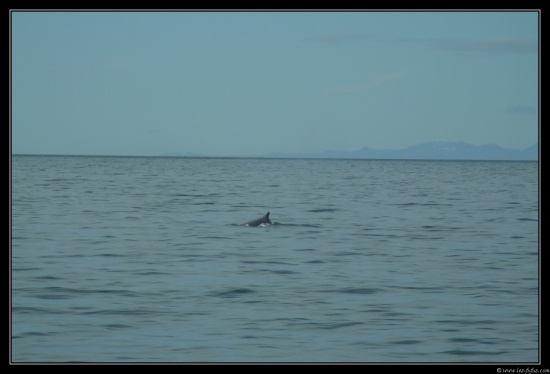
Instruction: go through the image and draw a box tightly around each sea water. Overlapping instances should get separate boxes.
[11,155,539,362]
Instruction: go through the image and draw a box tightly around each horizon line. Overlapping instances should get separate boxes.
[11,153,538,162]
[10,140,539,160]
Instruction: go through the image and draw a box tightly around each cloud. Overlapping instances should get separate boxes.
[398,36,538,54]
[306,32,537,54]
[506,105,538,115]
[325,68,409,96]
[305,33,372,43]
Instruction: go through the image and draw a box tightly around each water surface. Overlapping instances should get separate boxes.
[11,156,539,362]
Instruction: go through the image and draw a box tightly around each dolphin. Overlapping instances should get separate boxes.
[243,212,272,226]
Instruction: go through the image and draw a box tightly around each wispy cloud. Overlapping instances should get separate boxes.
[325,69,409,96]
[506,105,538,115]
[306,32,537,54]
[304,33,372,43]
[397,36,538,54]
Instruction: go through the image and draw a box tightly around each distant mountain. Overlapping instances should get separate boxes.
[160,151,205,157]
[266,142,538,161]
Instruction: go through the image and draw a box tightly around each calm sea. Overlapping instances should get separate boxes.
[11,155,539,363]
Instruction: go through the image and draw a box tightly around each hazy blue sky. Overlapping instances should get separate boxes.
[11,11,539,156]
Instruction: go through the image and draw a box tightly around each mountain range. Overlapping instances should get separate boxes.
[265,141,538,161]
[162,141,538,161]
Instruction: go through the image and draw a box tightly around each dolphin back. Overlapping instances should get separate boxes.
[243,212,271,226]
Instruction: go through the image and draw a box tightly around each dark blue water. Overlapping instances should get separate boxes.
[11,155,539,362]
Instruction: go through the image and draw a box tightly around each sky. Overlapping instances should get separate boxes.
[11,11,539,156]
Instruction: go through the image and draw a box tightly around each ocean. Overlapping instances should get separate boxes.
[10,155,539,363]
